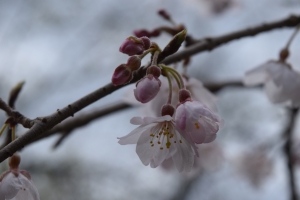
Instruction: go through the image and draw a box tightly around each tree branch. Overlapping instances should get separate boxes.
[0,14,299,163]
[283,108,299,200]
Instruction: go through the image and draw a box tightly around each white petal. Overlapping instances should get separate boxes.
[244,61,274,86]
[264,80,286,103]
[130,117,144,125]
[188,78,218,112]
[118,124,154,145]
[136,130,158,166]
[15,174,40,200]
[0,183,5,200]
[1,173,21,199]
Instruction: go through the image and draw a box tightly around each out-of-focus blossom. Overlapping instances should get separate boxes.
[244,60,300,106]
[123,77,218,116]
[118,115,197,172]
[134,75,161,103]
[0,154,40,200]
[233,148,273,188]
[161,143,224,175]
[175,100,222,144]
[119,36,150,56]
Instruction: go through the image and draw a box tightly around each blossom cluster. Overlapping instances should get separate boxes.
[112,30,223,172]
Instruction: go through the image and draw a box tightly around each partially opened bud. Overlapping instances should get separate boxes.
[112,64,132,86]
[134,75,161,103]
[119,37,144,56]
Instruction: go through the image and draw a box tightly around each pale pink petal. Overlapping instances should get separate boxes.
[0,183,5,200]
[150,147,169,168]
[14,174,40,200]
[264,80,286,104]
[174,105,187,130]
[203,133,217,143]
[244,62,273,86]
[1,173,21,199]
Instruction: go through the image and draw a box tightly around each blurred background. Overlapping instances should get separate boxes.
[0,0,300,199]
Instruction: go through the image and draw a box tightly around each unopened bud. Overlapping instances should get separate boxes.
[140,36,151,50]
[119,37,144,56]
[158,9,171,20]
[147,65,161,77]
[127,56,141,71]
[9,154,20,170]
[161,104,175,116]
[111,64,132,86]
[178,89,192,103]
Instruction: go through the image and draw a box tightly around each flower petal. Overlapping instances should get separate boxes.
[136,130,158,166]
[118,124,154,145]
[1,173,21,199]
[130,117,144,125]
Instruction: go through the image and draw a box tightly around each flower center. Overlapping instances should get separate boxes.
[149,121,182,150]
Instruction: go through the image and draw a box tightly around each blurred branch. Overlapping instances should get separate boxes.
[162,14,300,64]
[283,108,299,200]
[0,14,298,162]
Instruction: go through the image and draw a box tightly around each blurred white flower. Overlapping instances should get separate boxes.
[0,154,40,200]
[244,60,300,106]
[233,147,273,188]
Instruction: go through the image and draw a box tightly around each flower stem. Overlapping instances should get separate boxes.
[166,71,173,104]
[151,51,160,65]
[0,123,8,136]
[11,126,16,141]
[285,24,300,50]
[161,65,185,89]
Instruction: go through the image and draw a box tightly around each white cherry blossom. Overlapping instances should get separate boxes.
[244,60,300,106]
[118,115,198,172]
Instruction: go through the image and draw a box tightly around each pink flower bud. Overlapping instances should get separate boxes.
[161,104,175,116]
[175,101,222,144]
[119,37,144,56]
[127,56,141,71]
[140,36,151,50]
[134,29,161,38]
[147,65,161,77]
[178,89,192,103]
[112,64,132,86]
[134,75,161,103]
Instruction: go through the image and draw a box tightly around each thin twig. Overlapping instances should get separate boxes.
[0,14,299,163]
[283,108,299,200]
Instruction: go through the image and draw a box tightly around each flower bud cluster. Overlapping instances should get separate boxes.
[115,30,223,172]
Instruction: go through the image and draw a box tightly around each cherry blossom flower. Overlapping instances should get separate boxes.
[134,75,161,103]
[0,154,40,200]
[161,143,224,175]
[175,101,222,144]
[244,60,300,106]
[118,115,198,172]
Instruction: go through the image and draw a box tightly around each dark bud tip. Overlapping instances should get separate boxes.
[147,65,161,77]
[9,154,20,169]
[280,48,289,61]
[161,104,175,116]
[179,89,192,103]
